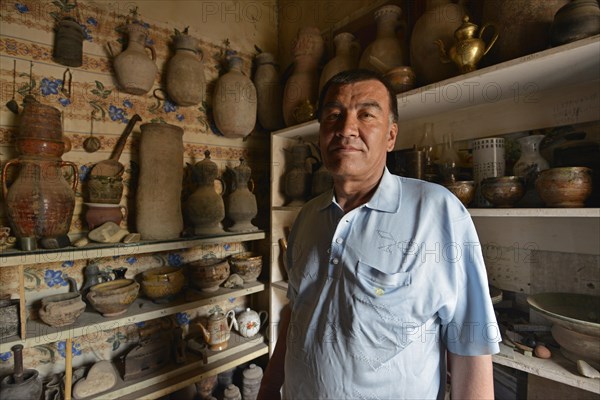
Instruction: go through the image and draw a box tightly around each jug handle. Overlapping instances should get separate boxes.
[106,41,120,58]
[146,44,157,61]
[1,159,20,199]
[60,161,79,192]
[196,47,204,62]
[248,178,255,193]
[216,177,227,196]
[480,23,499,56]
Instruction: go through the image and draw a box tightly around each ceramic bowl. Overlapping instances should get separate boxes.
[481,176,525,207]
[141,266,185,301]
[535,167,593,207]
[384,66,416,94]
[86,279,139,317]
[39,292,86,327]
[187,258,230,292]
[87,175,124,204]
[443,181,475,207]
[527,292,600,368]
[229,253,263,283]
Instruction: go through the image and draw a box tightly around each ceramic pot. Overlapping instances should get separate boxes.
[187,258,230,292]
[283,27,324,126]
[38,279,86,327]
[228,253,262,283]
[213,56,257,138]
[2,158,78,241]
[53,17,84,67]
[0,345,42,400]
[86,279,140,317]
[195,375,217,400]
[166,33,206,106]
[410,0,465,85]
[223,384,242,400]
[141,266,185,301]
[513,134,550,207]
[384,66,416,94]
[184,150,226,235]
[136,123,184,240]
[284,142,313,205]
[0,299,19,339]
[225,158,258,232]
[535,167,593,207]
[481,176,526,208]
[443,180,475,207]
[551,0,600,46]
[108,23,158,95]
[235,308,268,338]
[472,137,505,207]
[319,32,360,92]
[359,5,406,74]
[482,0,569,65]
[253,52,284,131]
[197,309,236,351]
[18,97,63,141]
[84,203,127,230]
[86,175,123,204]
[15,137,65,158]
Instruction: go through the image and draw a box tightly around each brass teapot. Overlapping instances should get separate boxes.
[434,16,498,73]
[197,309,237,351]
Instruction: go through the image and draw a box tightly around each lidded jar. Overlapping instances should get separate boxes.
[225,158,258,233]
[359,5,406,74]
[184,150,226,235]
[166,30,205,106]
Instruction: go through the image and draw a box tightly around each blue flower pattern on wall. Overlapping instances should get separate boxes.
[123,99,133,109]
[163,99,177,113]
[0,352,11,362]
[125,256,137,265]
[40,78,62,96]
[45,270,68,287]
[109,104,128,123]
[62,260,74,268]
[15,3,29,13]
[167,253,183,267]
[79,165,90,182]
[176,312,190,326]
[58,97,71,107]
[57,340,82,358]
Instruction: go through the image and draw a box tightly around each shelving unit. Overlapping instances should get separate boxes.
[268,35,600,393]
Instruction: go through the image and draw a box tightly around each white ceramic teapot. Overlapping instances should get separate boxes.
[234,308,268,338]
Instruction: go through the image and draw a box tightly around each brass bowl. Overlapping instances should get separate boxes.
[443,180,475,207]
[187,258,230,292]
[229,253,263,283]
[535,167,593,207]
[384,66,416,94]
[481,176,525,207]
[141,266,185,301]
[86,279,139,317]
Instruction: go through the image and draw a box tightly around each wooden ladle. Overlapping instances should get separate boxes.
[91,114,141,177]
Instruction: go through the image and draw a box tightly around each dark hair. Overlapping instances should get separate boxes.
[316,69,399,123]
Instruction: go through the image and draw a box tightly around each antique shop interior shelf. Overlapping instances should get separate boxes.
[268,35,600,390]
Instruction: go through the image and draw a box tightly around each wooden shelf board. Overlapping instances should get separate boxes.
[493,343,600,394]
[469,208,600,218]
[0,231,266,268]
[0,282,265,352]
[272,280,289,292]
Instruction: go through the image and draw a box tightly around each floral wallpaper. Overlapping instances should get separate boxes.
[0,0,270,381]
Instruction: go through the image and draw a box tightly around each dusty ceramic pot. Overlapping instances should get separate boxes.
[384,66,416,94]
[18,96,63,141]
[141,266,185,301]
[0,299,19,339]
[284,142,313,205]
[184,150,226,235]
[166,33,206,106]
[311,163,333,198]
[84,203,127,230]
[551,0,600,46]
[197,309,236,351]
[53,17,84,67]
[0,345,42,400]
[359,5,406,74]
[86,279,139,317]
[223,384,242,400]
[225,158,258,233]
[15,137,65,158]
[234,308,268,338]
[213,56,257,138]
[86,175,124,204]
[38,278,85,327]
[319,32,360,92]
[535,166,593,207]
[443,180,475,207]
[187,258,230,292]
[481,176,526,208]
[195,375,217,399]
[253,52,284,131]
[228,253,262,283]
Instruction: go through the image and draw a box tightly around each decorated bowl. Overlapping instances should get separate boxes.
[443,180,475,207]
[481,176,525,207]
[187,258,230,292]
[228,253,263,283]
[87,279,139,317]
[536,167,593,207]
[141,266,185,301]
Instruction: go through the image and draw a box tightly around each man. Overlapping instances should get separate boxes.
[259,69,500,399]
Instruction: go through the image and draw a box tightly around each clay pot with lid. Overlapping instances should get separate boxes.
[225,158,258,233]
[166,32,206,106]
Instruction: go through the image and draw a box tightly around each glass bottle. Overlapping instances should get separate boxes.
[437,132,461,183]
[417,123,438,181]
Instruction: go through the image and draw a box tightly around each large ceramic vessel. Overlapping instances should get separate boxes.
[359,5,406,74]
[136,123,183,240]
[166,33,205,106]
[551,0,600,47]
[225,158,258,232]
[213,56,257,138]
[253,52,284,131]
[319,32,360,92]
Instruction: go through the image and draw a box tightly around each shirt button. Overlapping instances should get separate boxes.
[336,238,343,244]
[332,258,339,265]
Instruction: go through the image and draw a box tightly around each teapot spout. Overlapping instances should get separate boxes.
[196,321,210,343]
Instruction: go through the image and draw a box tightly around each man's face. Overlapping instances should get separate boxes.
[319,80,398,181]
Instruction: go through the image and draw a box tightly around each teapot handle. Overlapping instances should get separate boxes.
[1,159,19,199]
[258,310,269,327]
[226,309,238,331]
[480,23,499,56]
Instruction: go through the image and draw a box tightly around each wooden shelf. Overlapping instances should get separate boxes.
[0,282,265,352]
[493,343,600,394]
[74,332,268,400]
[0,231,266,268]
[271,280,288,292]
[469,208,600,218]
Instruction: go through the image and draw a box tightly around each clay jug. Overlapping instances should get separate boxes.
[166,32,205,106]
[284,142,314,206]
[410,0,466,85]
[19,96,63,141]
[2,158,77,242]
[319,32,360,92]
[551,0,600,47]
[197,309,237,351]
[253,52,284,131]
[514,134,550,207]
[0,345,42,400]
[108,23,158,95]
[225,158,258,233]
[283,27,324,127]
[136,123,183,240]
[213,56,257,138]
[53,17,84,67]
[359,5,406,74]
[482,0,569,66]
[184,150,226,235]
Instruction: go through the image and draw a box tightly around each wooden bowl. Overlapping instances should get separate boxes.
[443,181,475,207]
[535,167,593,207]
[481,176,525,207]
[187,258,230,292]
[86,279,139,317]
[141,266,185,301]
[229,253,263,283]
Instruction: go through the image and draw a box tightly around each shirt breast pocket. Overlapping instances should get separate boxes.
[355,260,411,297]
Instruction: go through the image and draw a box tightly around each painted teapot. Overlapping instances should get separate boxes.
[234,308,268,338]
[434,15,498,73]
[197,309,237,351]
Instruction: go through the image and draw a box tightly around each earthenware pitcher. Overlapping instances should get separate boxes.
[166,32,205,106]
[197,309,237,351]
[184,150,226,235]
[359,5,406,74]
[108,23,158,95]
[513,134,549,206]
[225,158,258,233]
[319,32,360,92]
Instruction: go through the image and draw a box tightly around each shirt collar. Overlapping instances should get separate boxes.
[316,167,401,213]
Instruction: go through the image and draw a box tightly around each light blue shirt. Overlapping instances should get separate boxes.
[284,168,500,399]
